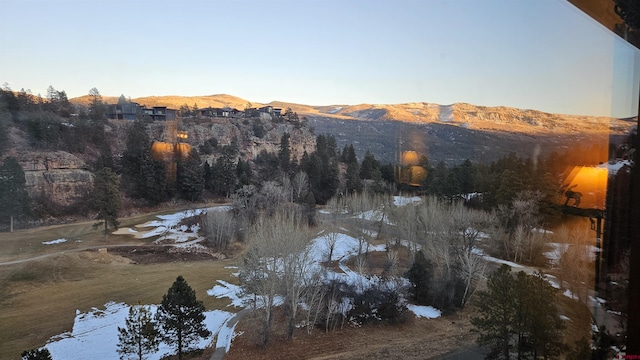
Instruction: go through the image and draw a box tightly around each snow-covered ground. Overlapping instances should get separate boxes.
[472,247,523,269]
[113,208,212,243]
[46,303,233,360]
[544,242,599,266]
[42,208,232,359]
[393,196,421,206]
[353,210,393,225]
[41,206,444,359]
[406,304,441,319]
[42,238,67,245]
[208,232,438,321]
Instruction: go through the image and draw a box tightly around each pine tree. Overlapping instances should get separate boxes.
[108,119,160,199]
[236,158,252,186]
[121,121,153,197]
[88,87,106,122]
[0,108,10,155]
[117,304,160,360]
[302,135,339,204]
[359,151,380,179]
[156,276,211,360]
[0,157,30,231]
[471,265,516,360]
[89,167,120,240]
[405,251,433,305]
[211,147,237,196]
[176,149,204,201]
[471,265,564,360]
[345,161,362,193]
[278,132,291,174]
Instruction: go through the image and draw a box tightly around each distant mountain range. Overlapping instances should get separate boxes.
[70,94,636,164]
[70,93,633,134]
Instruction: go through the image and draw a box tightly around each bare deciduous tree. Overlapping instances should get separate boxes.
[555,227,594,303]
[292,171,309,202]
[239,208,316,345]
[202,209,235,250]
[323,231,339,263]
[399,197,495,308]
[495,191,548,265]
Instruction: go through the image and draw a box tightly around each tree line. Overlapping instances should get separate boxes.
[3,81,617,232]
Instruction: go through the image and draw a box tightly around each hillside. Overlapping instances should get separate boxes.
[71,94,262,110]
[67,93,635,164]
[71,94,633,135]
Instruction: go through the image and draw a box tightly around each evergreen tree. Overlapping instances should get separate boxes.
[302,135,339,204]
[55,90,72,117]
[345,161,362,193]
[236,158,252,186]
[341,144,357,164]
[359,151,380,179]
[90,167,121,240]
[119,120,169,203]
[121,121,152,196]
[203,161,213,190]
[471,265,516,359]
[177,149,204,201]
[278,132,291,174]
[117,304,160,360]
[21,348,52,360]
[192,103,199,119]
[156,276,211,360]
[140,154,171,205]
[453,159,474,194]
[0,157,30,231]
[427,161,449,196]
[495,169,524,206]
[518,272,564,359]
[212,146,238,196]
[0,108,10,155]
[178,104,191,118]
[88,87,106,122]
[405,251,433,305]
[0,86,21,116]
[471,265,564,360]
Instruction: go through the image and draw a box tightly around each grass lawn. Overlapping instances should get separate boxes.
[0,206,240,359]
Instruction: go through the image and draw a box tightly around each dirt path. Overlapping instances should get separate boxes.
[210,308,251,360]
[0,243,146,266]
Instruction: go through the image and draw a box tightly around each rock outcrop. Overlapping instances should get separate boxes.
[15,151,94,207]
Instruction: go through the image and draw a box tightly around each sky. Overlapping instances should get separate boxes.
[1,0,639,118]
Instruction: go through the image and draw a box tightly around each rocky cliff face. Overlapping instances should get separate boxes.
[15,151,94,207]
[110,117,316,164]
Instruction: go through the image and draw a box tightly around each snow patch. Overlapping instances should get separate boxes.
[600,160,632,175]
[46,302,233,360]
[472,248,523,268]
[393,196,421,206]
[407,304,441,319]
[208,280,246,308]
[42,238,67,245]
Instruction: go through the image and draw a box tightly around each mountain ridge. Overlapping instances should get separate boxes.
[69,94,635,136]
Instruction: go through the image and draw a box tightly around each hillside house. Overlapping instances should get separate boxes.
[106,103,177,121]
[257,106,283,119]
[200,107,227,118]
[106,103,141,120]
[141,106,177,121]
[199,107,244,118]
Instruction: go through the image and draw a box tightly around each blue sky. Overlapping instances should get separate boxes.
[1,0,638,117]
